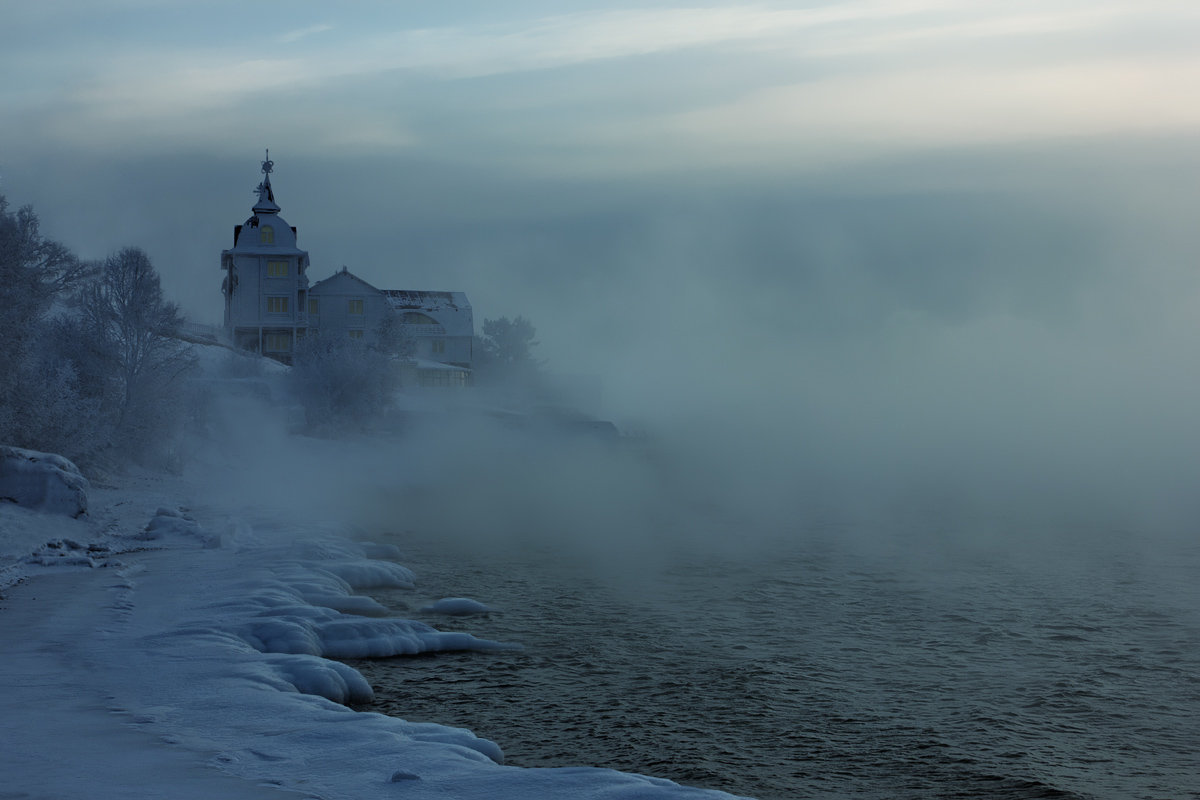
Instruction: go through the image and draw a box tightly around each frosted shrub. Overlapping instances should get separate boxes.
[288,333,399,433]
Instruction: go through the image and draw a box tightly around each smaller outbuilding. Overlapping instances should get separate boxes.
[308,270,473,388]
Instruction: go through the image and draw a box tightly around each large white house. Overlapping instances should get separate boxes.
[220,154,472,385]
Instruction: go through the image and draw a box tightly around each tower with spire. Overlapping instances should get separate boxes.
[220,151,474,383]
[220,151,311,361]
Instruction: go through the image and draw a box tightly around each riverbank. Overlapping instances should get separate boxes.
[0,466,747,800]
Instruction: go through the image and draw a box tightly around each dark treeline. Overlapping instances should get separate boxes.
[0,195,192,473]
[472,315,545,405]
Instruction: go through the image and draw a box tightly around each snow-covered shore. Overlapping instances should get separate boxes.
[0,468,747,799]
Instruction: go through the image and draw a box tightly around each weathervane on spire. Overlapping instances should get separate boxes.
[253,148,279,210]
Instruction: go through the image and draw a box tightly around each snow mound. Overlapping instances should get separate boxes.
[298,592,391,616]
[136,508,220,547]
[238,540,416,589]
[422,597,493,616]
[0,445,90,518]
[188,547,516,661]
[358,541,403,560]
[314,559,416,589]
[261,653,375,704]
[239,610,515,659]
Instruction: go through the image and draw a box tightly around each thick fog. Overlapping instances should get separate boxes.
[191,136,1200,583]
[5,2,1199,576]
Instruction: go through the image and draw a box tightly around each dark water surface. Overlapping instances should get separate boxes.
[348,523,1199,800]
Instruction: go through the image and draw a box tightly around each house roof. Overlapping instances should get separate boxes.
[383,290,471,311]
[223,153,302,254]
[309,267,381,294]
[309,276,472,333]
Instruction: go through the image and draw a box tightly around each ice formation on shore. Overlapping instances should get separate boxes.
[0,477,747,799]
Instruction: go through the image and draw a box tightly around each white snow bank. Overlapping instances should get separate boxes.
[238,608,516,659]
[315,558,416,589]
[1,504,90,584]
[358,540,404,560]
[422,597,494,616]
[0,445,90,517]
[137,506,221,546]
[0,473,750,800]
[260,652,375,704]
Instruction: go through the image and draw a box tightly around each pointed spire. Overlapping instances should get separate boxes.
[253,148,281,214]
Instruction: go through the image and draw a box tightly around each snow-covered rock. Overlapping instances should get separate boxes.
[422,597,494,616]
[137,507,220,547]
[0,446,90,518]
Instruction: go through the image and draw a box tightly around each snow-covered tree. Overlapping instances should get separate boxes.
[73,247,193,461]
[474,315,544,404]
[0,196,92,363]
[478,316,540,371]
[0,201,193,469]
[0,196,96,455]
[289,332,399,432]
[375,311,417,361]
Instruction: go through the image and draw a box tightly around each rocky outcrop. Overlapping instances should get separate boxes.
[0,446,90,518]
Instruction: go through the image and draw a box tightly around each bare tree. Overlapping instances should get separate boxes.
[0,196,95,450]
[76,247,192,452]
[0,196,93,331]
[0,203,191,468]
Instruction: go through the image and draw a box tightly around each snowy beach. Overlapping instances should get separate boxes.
[0,466,746,800]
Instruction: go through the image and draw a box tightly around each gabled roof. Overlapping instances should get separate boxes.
[309,273,472,323]
[309,267,382,294]
[382,290,471,311]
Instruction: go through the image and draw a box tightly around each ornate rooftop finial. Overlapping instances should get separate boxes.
[252,148,281,214]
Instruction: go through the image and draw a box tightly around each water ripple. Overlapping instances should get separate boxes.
[347,527,1200,800]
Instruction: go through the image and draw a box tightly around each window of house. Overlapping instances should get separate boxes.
[348,330,364,339]
[264,333,291,352]
[349,299,364,315]
[267,296,289,313]
[431,339,446,355]
[267,260,288,277]
[308,298,319,315]
[260,225,275,245]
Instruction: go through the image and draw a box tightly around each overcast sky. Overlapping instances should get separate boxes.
[4,1,1200,520]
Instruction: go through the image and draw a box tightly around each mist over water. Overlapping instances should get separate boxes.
[336,418,1199,800]
[352,517,1199,800]
[188,149,1200,799]
[300,334,1189,800]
